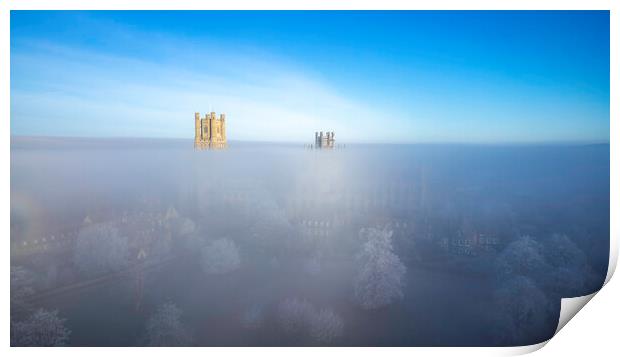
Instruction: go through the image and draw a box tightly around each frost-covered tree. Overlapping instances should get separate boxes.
[144,303,191,346]
[277,298,315,335]
[543,234,597,296]
[74,222,129,277]
[240,304,265,330]
[200,238,241,274]
[354,228,406,310]
[11,309,71,347]
[11,266,36,321]
[495,236,549,283]
[497,234,597,298]
[277,298,344,344]
[543,234,587,269]
[309,308,344,343]
[492,276,553,345]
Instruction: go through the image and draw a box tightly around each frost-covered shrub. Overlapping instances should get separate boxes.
[354,228,406,310]
[277,298,315,334]
[240,304,265,330]
[74,222,129,277]
[11,309,71,346]
[309,308,344,343]
[144,303,191,346]
[492,276,553,345]
[200,238,241,274]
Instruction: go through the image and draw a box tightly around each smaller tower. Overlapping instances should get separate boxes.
[312,130,336,149]
[194,112,201,144]
[220,114,226,143]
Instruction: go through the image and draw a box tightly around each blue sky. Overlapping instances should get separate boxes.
[11,11,609,143]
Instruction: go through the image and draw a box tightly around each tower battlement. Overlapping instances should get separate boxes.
[194,112,227,149]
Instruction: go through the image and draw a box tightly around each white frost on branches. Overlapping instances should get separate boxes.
[73,222,129,277]
[309,308,344,343]
[200,238,241,274]
[144,302,192,346]
[496,234,597,297]
[491,233,596,344]
[543,234,587,269]
[277,298,344,344]
[495,236,549,281]
[492,276,553,345]
[543,234,597,295]
[353,228,406,310]
[11,309,71,347]
[10,266,36,320]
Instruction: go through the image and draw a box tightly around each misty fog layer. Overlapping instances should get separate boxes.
[10,137,609,346]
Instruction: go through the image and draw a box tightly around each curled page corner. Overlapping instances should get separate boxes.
[507,340,548,355]
[536,244,617,351]
[502,292,598,356]
[554,292,597,335]
[479,340,545,356]
[605,238,618,286]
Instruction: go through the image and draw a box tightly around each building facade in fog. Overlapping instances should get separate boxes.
[194,112,227,149]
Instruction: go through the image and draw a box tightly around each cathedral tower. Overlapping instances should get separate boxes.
[194,112,227,149]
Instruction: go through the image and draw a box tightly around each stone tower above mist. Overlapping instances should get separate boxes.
[314,131,335,149]
[194,112,227,149]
